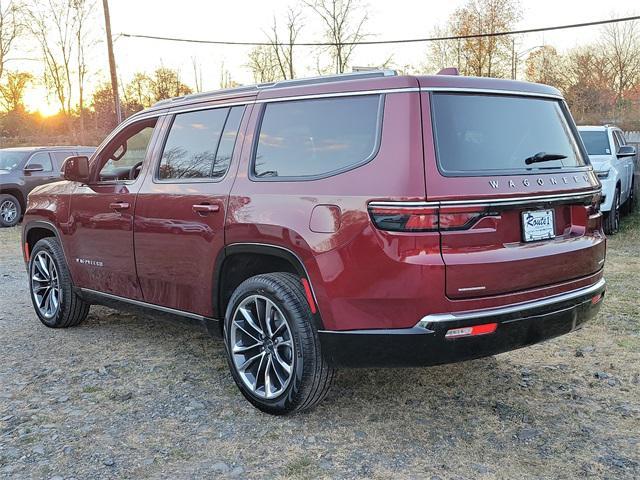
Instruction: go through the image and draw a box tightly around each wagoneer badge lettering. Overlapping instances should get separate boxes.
[488,175,591,189]
[75,258,104,267]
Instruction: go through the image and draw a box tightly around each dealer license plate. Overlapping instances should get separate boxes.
[522,209,555,242]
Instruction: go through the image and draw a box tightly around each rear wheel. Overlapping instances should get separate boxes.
[603,187,620,235]
[0,194,21,227]
[624,177,635,214]
[29,238,90,328]
[224,272,335,415]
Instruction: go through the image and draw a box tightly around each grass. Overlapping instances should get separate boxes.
[284,456,315,479]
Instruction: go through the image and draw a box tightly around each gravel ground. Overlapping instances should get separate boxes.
[1,216,639,480]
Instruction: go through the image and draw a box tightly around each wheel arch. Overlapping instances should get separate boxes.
[1,187,25,212]
[213,243,324,335]
[22,221,62,263]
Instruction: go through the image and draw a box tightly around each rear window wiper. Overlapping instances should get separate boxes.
[524,152,567,165]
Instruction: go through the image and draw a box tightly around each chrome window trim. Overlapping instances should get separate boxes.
[420,87,564,100]
[254,87,418,104]
[415,278,605,328]
[79,288,215,322]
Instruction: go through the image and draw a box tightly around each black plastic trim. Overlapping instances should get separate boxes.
[319,280,605,367]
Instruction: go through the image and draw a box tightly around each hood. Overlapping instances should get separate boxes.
[587,155,613,172]
[0,169,11,175]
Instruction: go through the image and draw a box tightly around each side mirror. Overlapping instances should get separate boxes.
[23,164,44,173]
[62,156,90,183]
[617,145,636,158]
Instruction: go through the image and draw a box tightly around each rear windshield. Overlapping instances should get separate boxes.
[431,93,586,175]
[579,130,611,156]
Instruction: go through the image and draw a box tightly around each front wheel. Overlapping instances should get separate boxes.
[29,238,90,328]
[603,187,620,235]
[224,273,335,415]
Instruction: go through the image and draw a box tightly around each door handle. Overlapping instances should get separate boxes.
[109,202,130,211]
[192,203,220,215]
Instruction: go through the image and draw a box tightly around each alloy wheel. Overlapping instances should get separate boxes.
[0,199,17,224]
[31,251,61,319]
[230,295,295,399]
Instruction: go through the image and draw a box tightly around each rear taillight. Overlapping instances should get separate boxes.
[586,193,603,231]
[368,203,492,232]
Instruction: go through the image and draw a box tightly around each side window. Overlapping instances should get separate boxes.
[615,131,626,146]
[27,152,53,172]
[158,108,230,180]
[212,106,244,178]
[50,151,74,171]
[253,95,382,179]
[98,118,157,182]
[612,131,621,152]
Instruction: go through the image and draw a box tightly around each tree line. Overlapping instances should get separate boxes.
[1,0,639,147]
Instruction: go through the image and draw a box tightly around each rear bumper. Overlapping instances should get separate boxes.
[319,278,605,367]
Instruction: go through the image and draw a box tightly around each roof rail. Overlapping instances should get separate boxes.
[262,69,397,89]
[152,70,397,108]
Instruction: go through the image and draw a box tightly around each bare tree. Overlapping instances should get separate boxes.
[26,0,96,138]
[600,18,640,104]
[191,57,203,92]
[28,0,81,133]
[247,45,279,83]
[268,7,303,79]
[0,70,31,111]
[0,1,21,80]
[72,0,95,143]
[304,0,369,74]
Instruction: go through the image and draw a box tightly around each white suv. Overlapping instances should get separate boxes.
[578,125,636,234]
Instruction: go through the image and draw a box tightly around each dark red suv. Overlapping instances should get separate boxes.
[21,71,606,414]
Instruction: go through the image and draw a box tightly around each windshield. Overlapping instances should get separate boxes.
[431,93,586,175]
[579,130,611,156]
[0,151,29,171]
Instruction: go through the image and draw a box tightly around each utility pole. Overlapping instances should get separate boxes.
[102,0,122,123]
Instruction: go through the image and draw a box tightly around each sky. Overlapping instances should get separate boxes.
[15,0,640,115]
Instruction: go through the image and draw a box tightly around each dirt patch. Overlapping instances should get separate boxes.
[1,217,639,479]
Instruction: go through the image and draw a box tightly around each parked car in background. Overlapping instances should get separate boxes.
[0,146,96,227]
[21,71,606,414]
[578,125,636,234]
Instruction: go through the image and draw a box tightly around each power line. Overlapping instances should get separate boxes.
[119,14,640,47]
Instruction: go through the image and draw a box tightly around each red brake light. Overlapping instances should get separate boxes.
[368,207,439,232]
[369,204,490,232]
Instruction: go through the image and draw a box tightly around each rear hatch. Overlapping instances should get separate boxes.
[422,90,605,299]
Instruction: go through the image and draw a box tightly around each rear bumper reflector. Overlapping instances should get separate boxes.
[445,322,497,339]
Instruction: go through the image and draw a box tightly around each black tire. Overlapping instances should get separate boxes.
[0,194,21,227]
[603,187,620,235]
[624,177,635,214]
[29,237,90,328]
[223,272,335,415]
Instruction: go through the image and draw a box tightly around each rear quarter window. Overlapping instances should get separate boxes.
[431,93,586,176]
[253,95,383,180]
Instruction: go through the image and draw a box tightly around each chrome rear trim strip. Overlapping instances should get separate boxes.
[416,278,605,328]
[79,288,214,322]
[369,190,600,209]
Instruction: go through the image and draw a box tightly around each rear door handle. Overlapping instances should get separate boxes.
[109,202,130,211]
[192,203,220,215]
